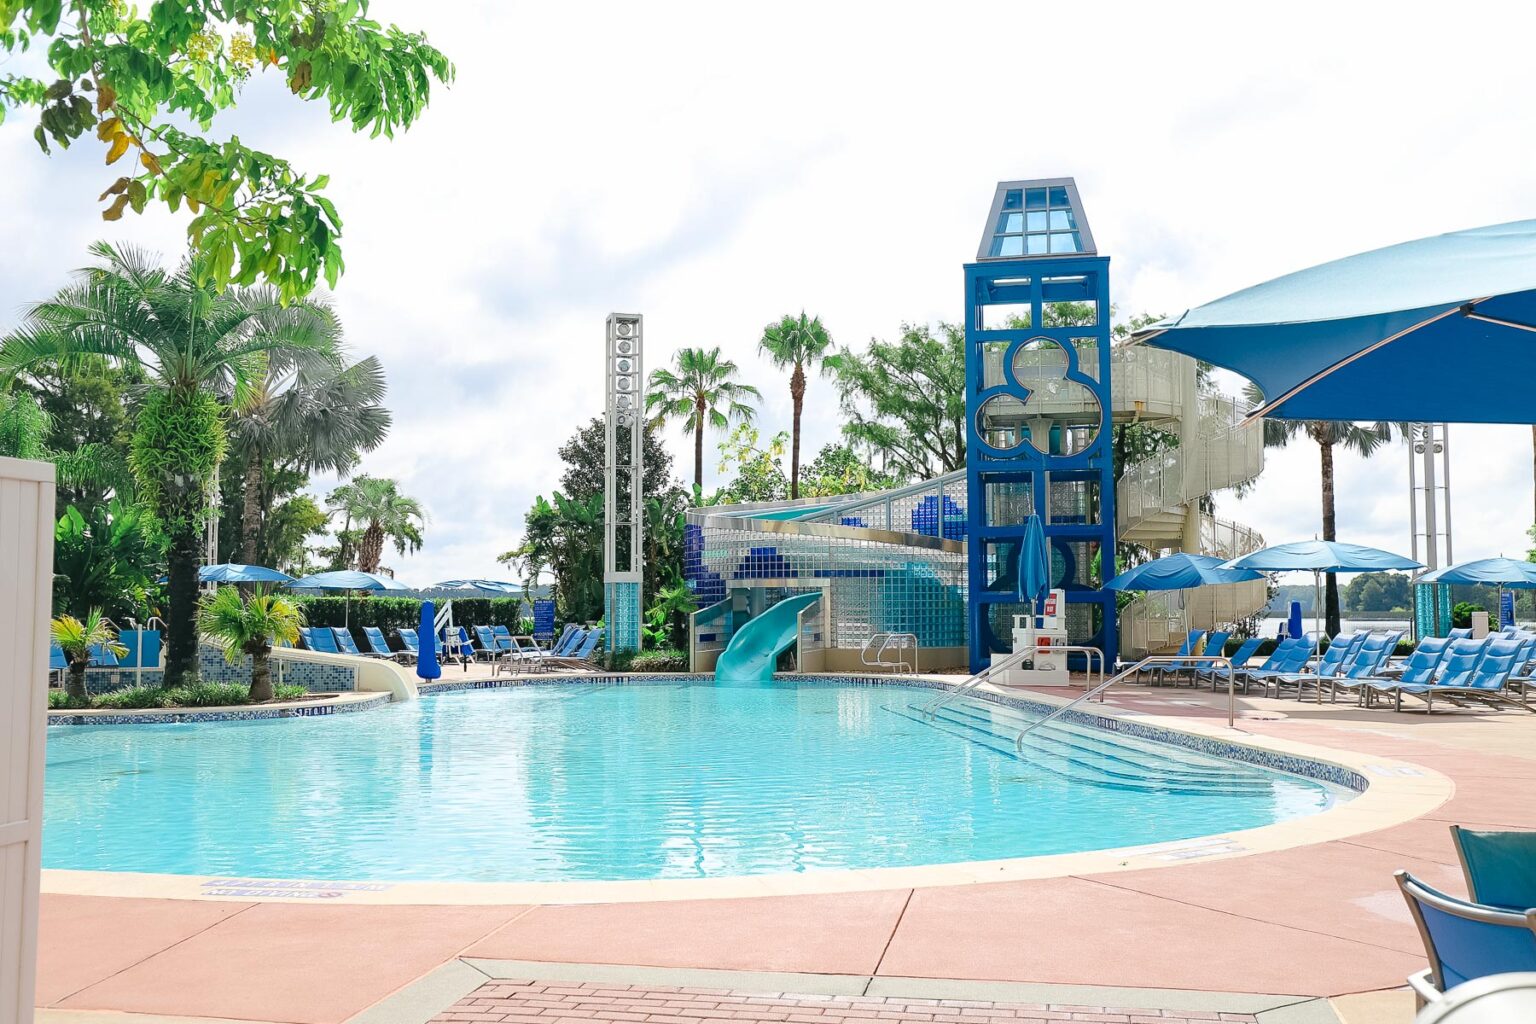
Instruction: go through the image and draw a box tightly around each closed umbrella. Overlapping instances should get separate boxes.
[1225,540,1422,640]
[1134,220,1536,423]
[1017,514,1051,618]
[416,600,441,681]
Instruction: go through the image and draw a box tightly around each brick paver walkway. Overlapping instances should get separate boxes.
[429,980,1258,1024]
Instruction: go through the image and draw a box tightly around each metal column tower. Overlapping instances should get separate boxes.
[963,178,1116,672]
[1408,423,1453,637]
[604,313,645,652]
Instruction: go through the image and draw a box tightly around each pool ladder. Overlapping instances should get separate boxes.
[861,633,917,673]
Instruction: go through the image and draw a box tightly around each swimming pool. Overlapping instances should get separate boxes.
[43,679,1350,883]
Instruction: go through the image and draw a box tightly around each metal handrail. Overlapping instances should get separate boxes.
[1014,654,1235,750]
[861,632,917,673]
[1052,644,1107,690]
[920,645,1040,717]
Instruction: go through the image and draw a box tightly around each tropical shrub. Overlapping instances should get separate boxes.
[291,596,528,632]
[629,649,689,673]
[52,500,166,622]
[198,586,304,702]
[50,609,126,700]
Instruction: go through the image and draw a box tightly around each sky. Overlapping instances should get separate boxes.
[4,0,1536,586]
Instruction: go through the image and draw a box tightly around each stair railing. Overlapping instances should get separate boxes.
[920,645,1040,717]
[1014,654,1235,751]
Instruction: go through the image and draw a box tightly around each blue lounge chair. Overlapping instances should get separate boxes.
[543,622,581,655]
[492,624,517,652]
[303,627,340,654]
[1395,870,1536,1008]
[1450,825,1536,913]
[331,627,374,657]
[1198,636,1264,690]
[1386,638,1530,713]
[474,625,501,656]
[521,627,587,662]
[1269,632,1365,698]
[1240,637,1314,693]
[1337,635,1451,705]
[1448,628,1474,640]
[546,627,604,668]
[361,626,399,660]
[48,641,68,686]
[1146,630,1205,685]
[397,627,421,662]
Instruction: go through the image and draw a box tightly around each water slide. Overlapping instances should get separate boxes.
[714,592,823,682]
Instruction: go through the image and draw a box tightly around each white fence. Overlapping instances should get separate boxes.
[1,457,54,1024]
[1117,392,1264,537]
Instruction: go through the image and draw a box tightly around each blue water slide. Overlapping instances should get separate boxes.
[713,592,822,683]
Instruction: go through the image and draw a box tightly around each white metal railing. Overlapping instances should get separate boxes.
[1015,654,1238,748]
[860,632,917,673]
[1116,393,1264,539]
[920,645,1039,717]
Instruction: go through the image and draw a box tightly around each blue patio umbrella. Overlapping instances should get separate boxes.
[1103,553,1264,591]
[1133,220,1536,423]
[1418,557,1536,588]
[1225,540,1422,639]
[416,600,441,681]
[289,570,413,625]
[159,563,296,585]
[1017,514,1051,616]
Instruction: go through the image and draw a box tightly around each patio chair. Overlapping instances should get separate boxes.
[302,627,340,654]
[1146,630,1205,685]
[1394,870,1536,1008]
[1198,636,1264,690]
[361,626,401,661]
[397,627,421,663]
[1448,628,1475,640]
[1240,637,1315,694]
[491,624,518,653]
[48,641,68,687]
[1268,632,1365,699]
[330,627,374,658]
[473,625,500,656]
[545,627,604,669]
[1450,825,1536,912]
[1336,635,1451,705]
[1387,638,1530,713]
[519,627,587,662]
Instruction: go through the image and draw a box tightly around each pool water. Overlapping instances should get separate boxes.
[43,680,1346,882]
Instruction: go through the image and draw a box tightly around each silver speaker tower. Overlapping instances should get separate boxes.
[604,313,645,652]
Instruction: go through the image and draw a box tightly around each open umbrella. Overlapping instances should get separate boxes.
[1133,219,1536,423]
[159,563,296,585]
[1420,557,1536,630]
[288,570,413,626]
[1225,540,1422,640]
[1103,553,1265,591]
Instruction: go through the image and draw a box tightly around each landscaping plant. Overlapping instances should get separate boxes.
[50,608,125,700]
[197,585,303,702]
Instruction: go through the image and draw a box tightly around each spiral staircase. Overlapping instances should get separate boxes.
[1108,346,1268,656]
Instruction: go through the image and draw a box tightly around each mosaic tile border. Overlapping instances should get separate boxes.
[45,690,390,727]
[414,672,1367,793]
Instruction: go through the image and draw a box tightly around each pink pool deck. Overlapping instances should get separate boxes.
[33,684,1536,1024]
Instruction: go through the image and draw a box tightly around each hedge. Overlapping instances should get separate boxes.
[290,596,532,632]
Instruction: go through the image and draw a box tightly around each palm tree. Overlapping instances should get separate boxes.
[51,609,126,702]
[325,476,427,573]
[758,312,833,499]
[1244,383,1400,636]
[198,586,304,702]
[646,347,761,491]
[2,242,331,686]
[225,335,390,567]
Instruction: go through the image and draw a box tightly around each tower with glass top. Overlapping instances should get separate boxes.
[605,313,644,653]
[964,178,1116,672]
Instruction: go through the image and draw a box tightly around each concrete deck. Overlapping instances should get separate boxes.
[34,681,1536,1024]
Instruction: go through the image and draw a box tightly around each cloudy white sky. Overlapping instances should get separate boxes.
[4,1,1535,584]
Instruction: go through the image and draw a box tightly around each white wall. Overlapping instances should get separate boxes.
[0,457,54,1024]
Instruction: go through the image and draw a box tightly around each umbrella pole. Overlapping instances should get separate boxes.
[1313,570,1324,647]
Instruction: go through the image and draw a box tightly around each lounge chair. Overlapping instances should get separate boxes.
[491,624,518,653]
[1197,636,1263,690]
[545,627,604,669]
[361,626,401,661]
[1448,628,1474,640]
[1239,637,1314,693]
[302,627,340,654]
[397,627,421,663]
[1394,870,1536,1008]
[1334,635,1451,705]
[1269,632,1365,699]
[473,625,500,657]
[543,622,581,655]
[1146,629,1205,685]
[519,627,587,662]
[1383,638,1530,713]
[331,627,377,657]
[48,642,68,687]
[1450,825,1536,913]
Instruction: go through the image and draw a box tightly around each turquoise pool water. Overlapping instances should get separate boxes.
[43,680,1346,882]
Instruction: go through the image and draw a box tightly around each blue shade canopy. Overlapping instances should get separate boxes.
[289,570,413,592]
[1135,220,1536,423]
[1103,553,1265,592]
[1223,540,1422,574]
[1419,557,1536,588]
[169,564,295,585]
[1018,515,1051,606]
[424,579,524,595]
